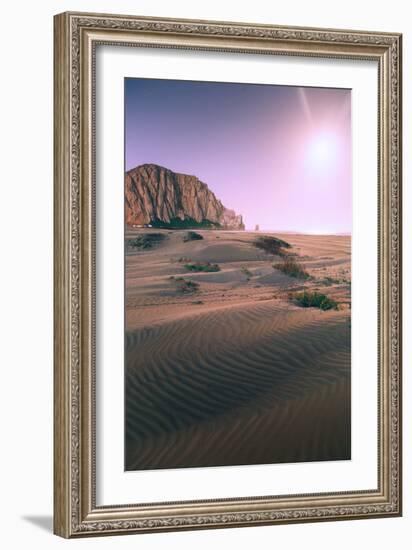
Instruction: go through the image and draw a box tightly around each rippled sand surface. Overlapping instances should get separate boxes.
[124,230,351,471]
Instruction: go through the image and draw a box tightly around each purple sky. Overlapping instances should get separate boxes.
[125,78,352,234]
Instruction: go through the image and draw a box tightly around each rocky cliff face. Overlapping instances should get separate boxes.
[125,164,244,230]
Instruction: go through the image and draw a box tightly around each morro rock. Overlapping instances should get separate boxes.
[125,164,244,230]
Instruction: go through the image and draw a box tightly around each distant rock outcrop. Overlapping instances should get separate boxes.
[125,164,244,230]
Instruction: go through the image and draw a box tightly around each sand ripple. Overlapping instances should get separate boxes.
[125,301,350,470]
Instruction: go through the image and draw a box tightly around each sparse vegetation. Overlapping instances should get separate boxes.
[241,267,253,281]
[151,217,220,229]
[321,275,351,286]
[322,276,342,286]
[291,291,339,311]
[170,276,200,293]
[254,236,292,256]
[126,233,166,250]
[273,257,309,279]
[183,231,204,242]
[184,262,221,273]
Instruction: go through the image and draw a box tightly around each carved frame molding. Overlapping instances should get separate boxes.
[54,12,402,538]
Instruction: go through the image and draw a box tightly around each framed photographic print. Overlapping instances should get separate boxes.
[53,12,402,538]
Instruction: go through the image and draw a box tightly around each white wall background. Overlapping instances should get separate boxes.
[0,1,409,548]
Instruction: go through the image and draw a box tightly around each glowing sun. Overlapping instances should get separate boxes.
[307,132,338,170]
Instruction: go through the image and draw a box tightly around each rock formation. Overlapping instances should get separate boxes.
[125,164,244,230]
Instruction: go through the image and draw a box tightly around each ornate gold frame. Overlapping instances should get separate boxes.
[54,11,402,538]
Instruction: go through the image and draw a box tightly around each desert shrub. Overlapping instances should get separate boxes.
[291,291,339,311]
[184,262,220,273]
[127,233,166,249]
[322,276,342,286]
[183,231,204,242]
[273,257,309,279]
[241,266,253,280]
[170,277,200,293]
[152,217,220,229]
[254,236,291,255]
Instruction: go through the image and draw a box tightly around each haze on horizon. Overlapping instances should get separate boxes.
[125,78,352,235]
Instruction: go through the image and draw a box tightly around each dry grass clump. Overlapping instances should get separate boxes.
[273,257,309,279]
[254,236,291,256]
[170,276,200,293]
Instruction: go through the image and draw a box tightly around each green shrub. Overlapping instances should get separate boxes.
[151,217,220,229]
[273,257,309,279]
[183,231,204,242]
[291,291,339,311]
[126,233,166,249]
[184,262,220,273]
[171,277,200,293]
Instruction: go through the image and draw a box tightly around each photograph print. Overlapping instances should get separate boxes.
[124,78,352,472]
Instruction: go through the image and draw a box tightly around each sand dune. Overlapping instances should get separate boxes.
[125,229,351,470]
